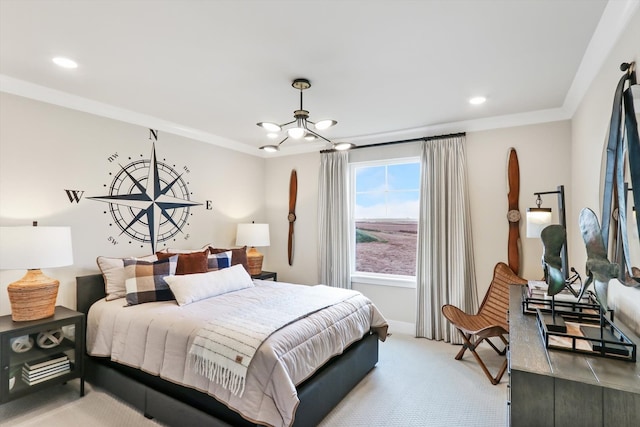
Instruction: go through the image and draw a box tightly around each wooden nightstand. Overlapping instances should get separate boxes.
[0,306,84,404]
[251,271,277,281]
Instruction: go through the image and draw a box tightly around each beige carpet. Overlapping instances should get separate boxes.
[0,333,507,427]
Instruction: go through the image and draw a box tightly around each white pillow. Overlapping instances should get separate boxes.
[164,264,254,306]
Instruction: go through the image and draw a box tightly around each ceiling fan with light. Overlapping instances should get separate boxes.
[257,78,355,152]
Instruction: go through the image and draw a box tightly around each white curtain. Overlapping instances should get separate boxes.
[416,135,478,343]
[318,151,351,289]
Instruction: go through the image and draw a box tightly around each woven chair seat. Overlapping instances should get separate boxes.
[441,305,507,339]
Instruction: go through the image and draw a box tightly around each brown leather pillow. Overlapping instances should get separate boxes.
[209,246,249,274]
[157,249,209,275]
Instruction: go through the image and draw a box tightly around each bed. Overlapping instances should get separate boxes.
[76,272,387,427]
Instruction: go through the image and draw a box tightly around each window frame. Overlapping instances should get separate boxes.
[349,157,420,287]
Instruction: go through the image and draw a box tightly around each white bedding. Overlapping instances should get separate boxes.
[87,279,388,427]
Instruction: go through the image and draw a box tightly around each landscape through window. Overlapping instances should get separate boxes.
[352,160,420,276]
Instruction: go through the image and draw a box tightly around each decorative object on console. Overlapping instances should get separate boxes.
[600,62,639,287]
[506,147,521,275]
[539,224,584,333]
[257,78,355,152]
[579,208,619,311]
[526,185,568,279]
[526,186,589,333]
[0,221,73,321]
[10,335,33,353]
[235,223,270,276]
[36,328,64,349]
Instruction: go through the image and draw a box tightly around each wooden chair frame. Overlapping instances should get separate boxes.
[442,262,527,385]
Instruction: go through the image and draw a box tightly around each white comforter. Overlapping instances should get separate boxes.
[87,279,388,427]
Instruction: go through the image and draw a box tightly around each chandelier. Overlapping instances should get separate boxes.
[257,78,355,152]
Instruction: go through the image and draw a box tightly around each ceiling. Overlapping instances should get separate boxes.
[0,1,636,157]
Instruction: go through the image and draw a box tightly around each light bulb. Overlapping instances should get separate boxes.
[288,127,305,139]
[52,57,78,69]
[315,119,337,130]
[333,142,355,151]
[259,145,279,153]
[257,122,282,132]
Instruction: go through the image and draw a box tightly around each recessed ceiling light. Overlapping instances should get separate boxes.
[52,57,78,69]
[469,96,486,105]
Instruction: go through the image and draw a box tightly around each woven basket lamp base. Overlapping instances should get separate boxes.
[7,269,59,322]
[246,247,264,276]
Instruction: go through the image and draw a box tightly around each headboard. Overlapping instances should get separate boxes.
[76,274,107,316]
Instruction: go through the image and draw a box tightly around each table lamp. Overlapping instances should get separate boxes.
[0,222,73,321]
[235,223,270,276]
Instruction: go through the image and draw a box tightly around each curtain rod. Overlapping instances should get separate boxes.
[320,131,466,153]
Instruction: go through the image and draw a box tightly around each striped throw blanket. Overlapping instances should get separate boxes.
[188,283,359,397]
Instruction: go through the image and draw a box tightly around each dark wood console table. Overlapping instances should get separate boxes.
[508,285,640,426]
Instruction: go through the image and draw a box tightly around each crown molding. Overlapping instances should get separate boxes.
[562,0,639,116]
[0,74,259,157]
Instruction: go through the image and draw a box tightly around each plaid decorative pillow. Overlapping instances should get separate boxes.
[207,250,232,271]
[156,249,209,275]
[209,246,249,273]
[97,254,157,301]
[124,255,178,305]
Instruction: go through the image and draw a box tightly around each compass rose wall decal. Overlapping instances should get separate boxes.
[88,129,202,253]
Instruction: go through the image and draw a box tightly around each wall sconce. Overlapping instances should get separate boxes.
[235,223,270,276]
[0,221,74,321]
[526,185,568,280]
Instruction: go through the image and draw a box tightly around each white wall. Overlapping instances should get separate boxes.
[263,152,320,285]
[263,121,571,324]
[0,92,265,316]
[467,121,572,294]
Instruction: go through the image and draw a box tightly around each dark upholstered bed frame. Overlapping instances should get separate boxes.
[76,274,379,427]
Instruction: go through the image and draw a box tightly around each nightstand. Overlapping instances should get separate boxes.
[251,271,277,281]
[0,306,84,404]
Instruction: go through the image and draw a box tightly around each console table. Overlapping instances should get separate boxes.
[508,285,640,426]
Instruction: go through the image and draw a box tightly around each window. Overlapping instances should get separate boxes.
[351,159,420,279]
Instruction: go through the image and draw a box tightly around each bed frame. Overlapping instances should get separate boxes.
[76,273,379,427]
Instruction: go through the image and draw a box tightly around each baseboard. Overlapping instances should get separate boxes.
[387,320,414,336]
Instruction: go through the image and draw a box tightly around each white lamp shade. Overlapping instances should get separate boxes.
[235,223,270,247]
[526,209,552,238]
[287,127,305,139]
[0,226,73,269]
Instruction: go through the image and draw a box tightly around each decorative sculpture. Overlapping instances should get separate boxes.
[579,208,619,310]
[540,224,566,296]
[600,62,639,288]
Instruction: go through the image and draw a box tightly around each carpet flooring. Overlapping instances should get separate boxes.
[0,333,507,427]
